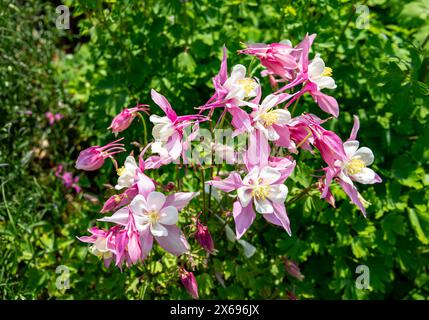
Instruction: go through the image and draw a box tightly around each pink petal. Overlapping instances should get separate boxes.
[233,201,256,239]
[155,225,190,256]
[151,89,177,121]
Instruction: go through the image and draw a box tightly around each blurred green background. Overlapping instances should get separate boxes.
[0,0,428,299]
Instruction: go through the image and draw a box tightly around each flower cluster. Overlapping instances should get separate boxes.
[76,33,381,298]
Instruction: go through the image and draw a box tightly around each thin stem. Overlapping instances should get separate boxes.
[200,168,207,217]
[137,113,148,147]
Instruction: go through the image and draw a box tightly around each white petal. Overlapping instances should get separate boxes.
[316,76,336,90]
[267,127,280,141]
[149,114,170,124]
[343,140,359,158]
[230,64,246,80]
[351,167,377,184]
[116,173,134,189]
[237,186,253,207]
[134,216,150,232]
[97,207,129,225]
[151,141,169,158]
[267,184,288,203]
[259,166,281,184]
[124,156,138,171]
[158,206,179,225]
[354,147,374,166]
[147,191,166,212]
[308,55,325,79]
[130,194,147,215]
[261,94,278,110]
[254,197,274,214]
[273,109,291,124]
[150,222,168,237]
[243,167,260,185]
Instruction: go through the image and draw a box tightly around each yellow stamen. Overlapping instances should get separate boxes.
[147,210,160,223]
[346,158,366,175]
[236,78,257,96]
[252,185,269,200]
[260,112,279,127]
[322,67,333,77]
[117,166,126,176]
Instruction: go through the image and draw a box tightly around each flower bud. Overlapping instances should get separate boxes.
[284,258,304,281]
[179,268,199,299]
[109,105,149,134]
[75,138,125,171]
[195,221,214,253]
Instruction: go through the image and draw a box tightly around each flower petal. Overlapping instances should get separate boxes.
[343,140,359,159]
[351,167,378,184]
[237,186,253,207]
[267,184,288,203]
[354,147,374,166]
[147,191,166,212]
[130,194,147,215]
[159,206,179,225]
[233,201,256,239]
[155,225,190,255]
[259,166,281,184]
[254,197,274,214]
[150,222,168,237]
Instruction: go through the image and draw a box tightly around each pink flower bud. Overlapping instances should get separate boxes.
[180,268,199,299]
[75,138,125,171]
[195,221,214,253]
[284,258,304,281]
[108,105,149,134]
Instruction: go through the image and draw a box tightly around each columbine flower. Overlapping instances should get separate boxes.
[148,89,204,164]
[109,105,149,135]
[130,192,179,237]
[78,227,116,267]
[237,166,288,214]
[307,54,336,91]
[75,138,126,171]
[252,94,292,141]
[320,116,382,214]
[99,191,197,257]
[337,141,378,185]
[208,133,294,238]
[223,64,259,103]
[115,156,140,190]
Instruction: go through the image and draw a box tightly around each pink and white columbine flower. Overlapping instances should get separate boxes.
[75,138,126,171]
[222,64,259,104]
[108,105,149,135]
[114,155,156,202]
[321,116,382,214]
[99,191,198,257]
[251,94,292,141]
[208,132,295,238]
[78,227,117,267]
[237,166,289,214]
[147,89,204,167]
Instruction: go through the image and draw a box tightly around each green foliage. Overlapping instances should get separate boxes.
[1,0,428,299]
